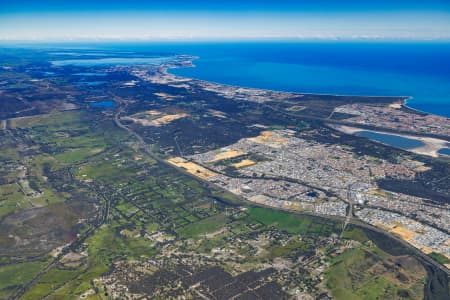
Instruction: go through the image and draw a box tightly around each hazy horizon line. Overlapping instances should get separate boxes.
[1,36,450,44]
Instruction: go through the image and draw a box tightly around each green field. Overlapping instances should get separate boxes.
[247,206,341,236]
[428,252,450,265]
[342,227,369,243]
[176,214,228,238]
[0,260,48,299]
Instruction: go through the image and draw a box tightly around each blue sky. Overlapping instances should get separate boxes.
[1,0,449,41]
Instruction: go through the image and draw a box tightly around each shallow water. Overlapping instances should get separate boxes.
[52,56,175,67]
[73,72,107,76]
[89,101,115,108]
[438,148,450,156]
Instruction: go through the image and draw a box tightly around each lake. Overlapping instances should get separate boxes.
[355,131,425,150]
[438,148,450,157]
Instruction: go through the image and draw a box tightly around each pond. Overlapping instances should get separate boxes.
[89,101,115,109]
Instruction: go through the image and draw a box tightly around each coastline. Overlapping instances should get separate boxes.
[167,57,410,101]
[402,97,433,116]
[169,55,450,118]
[164,57,450,159]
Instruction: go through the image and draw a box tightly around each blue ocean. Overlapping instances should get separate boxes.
[31,41,450,117]
[165,42,450,118]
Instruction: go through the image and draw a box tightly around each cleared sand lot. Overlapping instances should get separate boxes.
[207,150,247,163]
[167,157,217,179]
[232,159,256,168]
[122,110,189,126]
[247,130,288,148]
